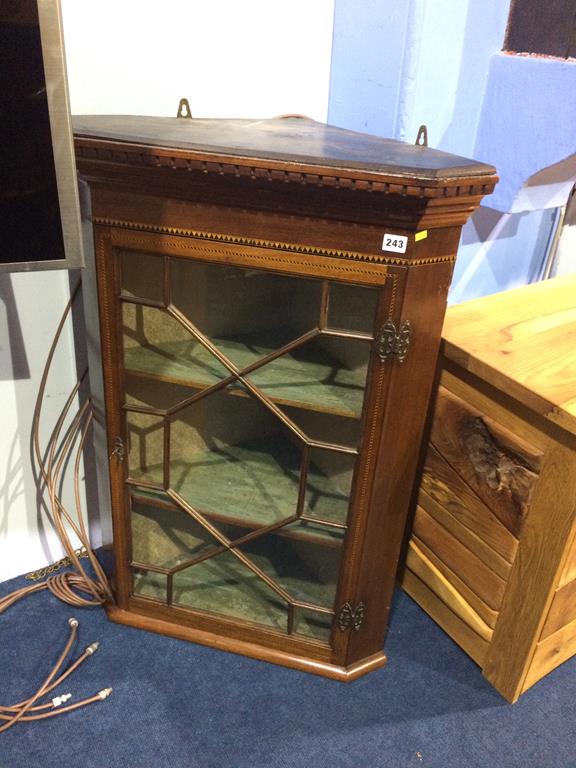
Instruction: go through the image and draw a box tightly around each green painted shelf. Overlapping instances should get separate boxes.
[124,333,367,418]
[130,438,350,544]
[133,543,336,643]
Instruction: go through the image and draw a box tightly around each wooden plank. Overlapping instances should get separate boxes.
[402,568,489,667]
[440,366,551,452]
[540,578,576,640]
[423,445,519,561]
[413,505,507,611]
[412,535,499,630]
[558,526,576,588]
[442,274,576,437]
[430,387,541,536]
[523,616,576,694]
[405,540,494,641]
[129,441,351,531]
[124,333,367,419]
[419,488,512,580]
[483,442,576,702]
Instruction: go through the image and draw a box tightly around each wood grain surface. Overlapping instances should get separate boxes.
[79,114,493,680]
[402,568,489,665]
[442,274,576,436]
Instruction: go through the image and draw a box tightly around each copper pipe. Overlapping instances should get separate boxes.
[0,619,78,733]
[0,282,113,733]
[0,690,112,722]
[1,643,99,713]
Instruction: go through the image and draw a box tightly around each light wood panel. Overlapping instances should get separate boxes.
[522,616,576,693]
[421,447,519,563]
[413,505,507,611]
[483,442,576,701]
[540,578,576,640]
[429,387,541,536]
[418,488,512,580]
[402,568,489,666]
[412,534,499,630]
[442,273,576,437]
[558,527,576,588]
[406,541,494,640]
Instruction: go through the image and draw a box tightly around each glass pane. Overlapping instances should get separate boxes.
[120,254,382,644]
[294,607,333,643]
[247,335,370,420]
[126,411,164,486]
[132,569,166,603]
[173,551,288,631]
[238,523,344,609]
[171,260,322,369]
[122,304,230,388]
[282,408,362,449]
[327,282,379,334]
[169,384,302,529]
[303,449,355,526]
[124,373,200,412]
[131,495,214,569]
[120,250,164,303]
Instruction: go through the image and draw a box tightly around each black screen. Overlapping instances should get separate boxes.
[0,0,65,265]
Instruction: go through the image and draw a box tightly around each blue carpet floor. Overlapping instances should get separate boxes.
[1,564,574,768]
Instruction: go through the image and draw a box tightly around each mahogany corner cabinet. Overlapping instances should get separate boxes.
[74,115,496,680]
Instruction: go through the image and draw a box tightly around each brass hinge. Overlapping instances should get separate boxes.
[110,436,125,463]
[337,601,366,632]
[376,320,411,364]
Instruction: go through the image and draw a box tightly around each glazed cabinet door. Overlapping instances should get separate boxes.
[98,231,391,663]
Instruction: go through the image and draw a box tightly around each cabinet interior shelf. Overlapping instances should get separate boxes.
[131,524,336,643]
[129,437,349,547]
[124,333,367,418]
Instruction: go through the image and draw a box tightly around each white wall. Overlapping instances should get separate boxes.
[0,271,85,581]
[61,0,335,121]
[0,1,335,583]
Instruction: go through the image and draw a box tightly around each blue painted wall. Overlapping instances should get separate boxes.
[329,0,509,156]
[328,1,411,138]
[474,54,576,212]
[328,0,576,303]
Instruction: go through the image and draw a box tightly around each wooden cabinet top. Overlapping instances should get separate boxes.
[73,115,497,200]
[443,274,576,436]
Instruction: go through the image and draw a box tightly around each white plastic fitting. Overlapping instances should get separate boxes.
[52,693,72,707]
[98,688,113,700]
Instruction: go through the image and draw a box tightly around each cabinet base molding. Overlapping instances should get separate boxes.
[106,603,387,681]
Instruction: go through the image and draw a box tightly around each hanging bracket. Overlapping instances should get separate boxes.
[177,98,193,119]
[415,124,428,147]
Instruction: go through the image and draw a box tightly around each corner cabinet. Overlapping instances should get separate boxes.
[74,115,496,680]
